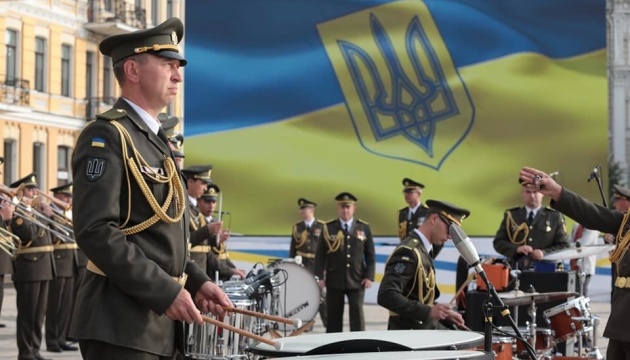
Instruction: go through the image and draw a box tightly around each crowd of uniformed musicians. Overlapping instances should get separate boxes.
[1,166,622,357]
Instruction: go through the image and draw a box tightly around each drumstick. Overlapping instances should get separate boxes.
[201,315,283,350]
[222,305,302,328]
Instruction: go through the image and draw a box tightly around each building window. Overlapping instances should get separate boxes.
[167,0,173,18]
[5,30,18,83]
[57,146,71,184]
[35,37,47,92]
[104,0,113,12]
[3,139,16,185]
[152,0,159,25]
[33,142,46,190]
[103,57,113,103]
[61,44,72,97]
[86,51,95,98]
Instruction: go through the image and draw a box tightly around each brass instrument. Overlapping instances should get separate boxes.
[14,196,75,244]
[35,189,71,212]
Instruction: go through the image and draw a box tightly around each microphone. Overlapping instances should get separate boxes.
[587,165,599,182]
[449,223,483,275]
[549,171,560,179]
[244,270,277,298]
[244,269,273,285]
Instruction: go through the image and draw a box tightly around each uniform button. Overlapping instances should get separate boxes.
[528,238,532,242]
[347,264,350,268]
[33,257,37,260]
[347,245,351,248]
[347,254,350,258]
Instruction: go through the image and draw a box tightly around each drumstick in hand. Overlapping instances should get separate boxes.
[202,315,283,350]
[222,305,302,328]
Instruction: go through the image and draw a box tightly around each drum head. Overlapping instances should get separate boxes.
[270,261,320,322]
[248,330,484,357]
[277,350,492,359]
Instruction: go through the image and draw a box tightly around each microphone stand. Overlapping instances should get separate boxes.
[589,166,608,208]
[476,269,537,360]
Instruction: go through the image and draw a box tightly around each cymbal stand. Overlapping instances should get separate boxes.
[526,300,538,354]
[588,315,604,360]
[513,270,521,326]
[574,257,585,297]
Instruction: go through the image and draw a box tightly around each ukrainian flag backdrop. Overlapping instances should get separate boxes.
[184,0,607,236]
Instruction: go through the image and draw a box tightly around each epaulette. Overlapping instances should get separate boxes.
[326,218,336,224]
[398,207,407,212]
[96,108,127,121]
[399,237,419,251]
[356,219,370,225]
[421,203,429,209]
[316,219,326,225]
[544,206,559,213]
[293,221,302,227]
[506,206,521,212]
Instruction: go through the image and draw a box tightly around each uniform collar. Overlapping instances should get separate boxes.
[408,203,421,214]
[340,218,354,230]
[414,228,433,254]
[188,195,198,207]
[122,98,160,135]
[304,219,315,228]
[525,206,541,217]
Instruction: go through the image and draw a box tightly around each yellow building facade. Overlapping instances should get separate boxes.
[0,0,184,192]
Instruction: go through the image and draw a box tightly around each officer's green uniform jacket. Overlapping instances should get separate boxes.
[70,99,209,356]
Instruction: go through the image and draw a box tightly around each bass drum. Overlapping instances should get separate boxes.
[268,261,320,330]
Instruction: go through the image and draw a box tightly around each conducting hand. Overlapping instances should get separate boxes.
[194,281,233,317]
[165,288,204,324]
[519,167,563,201]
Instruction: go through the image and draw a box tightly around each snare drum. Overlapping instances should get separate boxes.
[247,330,485,358]
[268,261,320,326]
[502,327,553,354]
[544,296,589,342]
[186,294,255,359]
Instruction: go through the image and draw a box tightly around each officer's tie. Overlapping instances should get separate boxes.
[527,211,534,225]
[343,223,349,235]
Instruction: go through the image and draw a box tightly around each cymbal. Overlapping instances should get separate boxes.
[544,244,615,261]
[499,291,578,306]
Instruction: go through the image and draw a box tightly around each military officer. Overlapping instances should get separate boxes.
[519,167,630,359]
[70,18,231,360]
[45,183,78,353]
[605,184,630,300]
[315,192,375,333]
[182,165,215,272]
[10,173,56,360]
[493,178,570,269]
[159,113,184,169]
[197,185,244,281]
[289,198,327,327]
[0,189,15,329]
[378,200,469,330]
[398,178,428,240]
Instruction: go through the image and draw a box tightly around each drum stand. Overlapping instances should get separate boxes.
[587,315,604,360]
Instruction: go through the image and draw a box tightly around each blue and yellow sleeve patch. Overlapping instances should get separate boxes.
[91,137,105,148]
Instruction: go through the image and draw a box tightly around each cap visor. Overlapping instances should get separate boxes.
[156,51,187,66]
